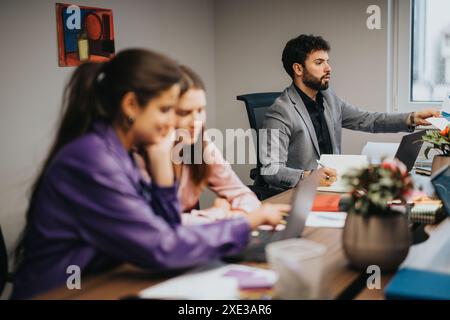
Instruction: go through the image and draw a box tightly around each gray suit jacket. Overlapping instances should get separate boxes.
[260,84,411,190]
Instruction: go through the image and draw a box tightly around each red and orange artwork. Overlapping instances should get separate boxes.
[56,3,115,67]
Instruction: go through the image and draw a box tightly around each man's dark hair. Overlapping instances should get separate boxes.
[282,34,330,79]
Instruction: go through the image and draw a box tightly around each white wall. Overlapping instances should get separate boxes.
[0,0,215,261]
[214,0,404,185]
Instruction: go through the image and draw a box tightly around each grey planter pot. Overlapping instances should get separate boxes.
[342,213,411,272]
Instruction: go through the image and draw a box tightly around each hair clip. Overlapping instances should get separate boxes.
[96,71,106,83]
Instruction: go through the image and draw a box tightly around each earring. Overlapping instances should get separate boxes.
[127,116,135,125]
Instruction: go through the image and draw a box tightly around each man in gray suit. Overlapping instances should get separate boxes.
[260,34,439,190]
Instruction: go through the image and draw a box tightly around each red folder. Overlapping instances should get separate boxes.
[312,194,341,212]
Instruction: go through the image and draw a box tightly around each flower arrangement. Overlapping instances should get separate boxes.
[422,124,450,158]
[343,159,414,216]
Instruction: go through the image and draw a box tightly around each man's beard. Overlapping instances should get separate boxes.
[302,67,330,91]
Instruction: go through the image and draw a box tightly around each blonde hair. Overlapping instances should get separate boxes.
[178,65,211,189]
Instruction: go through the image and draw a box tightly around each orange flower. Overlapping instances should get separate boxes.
[382,162,391,170]
[441,126,449,136]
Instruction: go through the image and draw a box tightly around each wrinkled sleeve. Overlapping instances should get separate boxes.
[339,96,411,133]
[50,156,251,271]
[260,106,303,188]
[203,143,261,214]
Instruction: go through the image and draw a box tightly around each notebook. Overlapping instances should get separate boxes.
[311,194,341,212]
[415,167,432,176]
[409,201,446,224]
[385,268,450,300]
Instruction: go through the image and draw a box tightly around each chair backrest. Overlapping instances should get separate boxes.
[237,92,281,131]
[237,92,281,169]
[0,225,8,296]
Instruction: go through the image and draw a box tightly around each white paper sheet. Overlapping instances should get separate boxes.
[427,117,450,130]
[361,142,400,164]
[139,263,277,300]
[316,154,368,193]
[401,218,450,274]
[424,93,450,130]
[306,211,347,228]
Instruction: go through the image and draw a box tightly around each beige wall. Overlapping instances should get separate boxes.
[0,0,215,258]
[214,0,403,184]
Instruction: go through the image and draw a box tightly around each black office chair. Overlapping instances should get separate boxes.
[0,225,9,296]
[237,92,282,200]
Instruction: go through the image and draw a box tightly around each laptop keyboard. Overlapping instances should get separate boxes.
[257,230,284,243]
[222,229,286,263]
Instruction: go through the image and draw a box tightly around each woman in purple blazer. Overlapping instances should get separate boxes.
[12,49,289,299]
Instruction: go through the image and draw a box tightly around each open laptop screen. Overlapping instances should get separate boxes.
[394,130,425,172]
[431,165,450,216]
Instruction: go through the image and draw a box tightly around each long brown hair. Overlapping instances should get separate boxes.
[178,65,211,189]
[15,49,182,267]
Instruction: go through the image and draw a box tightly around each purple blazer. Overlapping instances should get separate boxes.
[12,122,250,299]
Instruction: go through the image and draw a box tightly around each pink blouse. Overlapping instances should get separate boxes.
[178,142,261,220]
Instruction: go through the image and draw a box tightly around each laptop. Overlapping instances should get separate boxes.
[394,130,426,172]
[431,164,450,216]
[222,171,320,263]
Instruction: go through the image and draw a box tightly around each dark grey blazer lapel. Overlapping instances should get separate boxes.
[287,84,320,156]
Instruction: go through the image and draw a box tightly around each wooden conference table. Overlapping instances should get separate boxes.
[35,189,393,300]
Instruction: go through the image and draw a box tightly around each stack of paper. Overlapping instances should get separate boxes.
[139,263,278,300]
[306,211,347,228]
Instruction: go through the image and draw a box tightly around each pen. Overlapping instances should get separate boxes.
[316,159,332,181]
[316,159,325,169]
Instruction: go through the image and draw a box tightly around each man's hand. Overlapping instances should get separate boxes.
[409,109,441,126]
[317,167,337,187]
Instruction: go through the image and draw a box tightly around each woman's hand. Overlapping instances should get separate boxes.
[245,203,291,230]
[213,197,231,211]
[147,129,176,160]
[146,129,176,187]
[211,198,247,219]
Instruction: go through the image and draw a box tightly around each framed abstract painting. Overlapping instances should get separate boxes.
[56,3,115,67]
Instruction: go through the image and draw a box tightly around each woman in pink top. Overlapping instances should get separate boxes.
[174,66,261,221]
